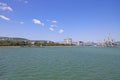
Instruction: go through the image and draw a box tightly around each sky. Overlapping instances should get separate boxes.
[0,0,120,42]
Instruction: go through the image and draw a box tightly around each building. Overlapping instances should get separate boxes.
[97,34,117,47]
[77,41,84,46]
[64,38,72,44]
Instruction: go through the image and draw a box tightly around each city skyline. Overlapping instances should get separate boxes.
[0,0,120,42]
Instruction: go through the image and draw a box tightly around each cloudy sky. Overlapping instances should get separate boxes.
[0,0,120,42]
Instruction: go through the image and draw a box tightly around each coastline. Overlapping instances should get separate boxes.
[0,46,46,48]
[0,46,21,48]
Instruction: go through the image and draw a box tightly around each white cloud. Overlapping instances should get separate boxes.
[18,0,28,4]
[58,29,64,34]
[0,2,13,11]
[33,19,44,26]
[49,27,54,31]
[52,20,57,23]
[0,15,10,21]
[50,25,57,28]
[47,20,58,24]
[20,21,24,24]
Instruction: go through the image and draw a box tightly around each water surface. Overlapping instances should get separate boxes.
[0,46,120,80]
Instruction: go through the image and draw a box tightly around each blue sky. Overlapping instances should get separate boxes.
[0,0,120,42]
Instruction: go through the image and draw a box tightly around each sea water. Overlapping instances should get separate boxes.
[0,46,120,80]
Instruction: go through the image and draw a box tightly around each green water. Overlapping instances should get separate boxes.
[0,46,120,80]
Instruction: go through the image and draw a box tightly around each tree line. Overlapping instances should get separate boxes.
[0,40,29,46]
[0,40,75,46]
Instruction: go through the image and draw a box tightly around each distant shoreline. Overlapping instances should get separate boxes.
[0,46,21,48]
[0,46,46,48]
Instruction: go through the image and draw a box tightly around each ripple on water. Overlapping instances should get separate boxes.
[0,47,120,80]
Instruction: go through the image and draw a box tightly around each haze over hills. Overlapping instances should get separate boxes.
[0,36,28,41]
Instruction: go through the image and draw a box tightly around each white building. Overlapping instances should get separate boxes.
[97,34,116,47]
[64,38,72,44]
[77,41,84,46]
